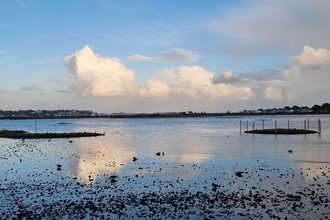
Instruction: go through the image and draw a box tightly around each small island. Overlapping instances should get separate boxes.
[0,130,105,139]
[244,128,318,135]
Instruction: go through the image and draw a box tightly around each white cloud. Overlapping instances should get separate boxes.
[138,78,170,98]
[155,65,253,100]
[263,86,284,101]
[65,46,253,103]
[69,45,330,113]
[261,45,330,102]
[290,46,330,70]
[128,48,200,62]
[65,46,139,97]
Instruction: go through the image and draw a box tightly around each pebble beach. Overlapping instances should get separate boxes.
[1,138,330,219]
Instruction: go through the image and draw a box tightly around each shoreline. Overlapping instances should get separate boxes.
[0,112,329,120]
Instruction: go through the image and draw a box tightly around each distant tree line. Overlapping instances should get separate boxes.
[282,103,330,113]
[310,103,330,113]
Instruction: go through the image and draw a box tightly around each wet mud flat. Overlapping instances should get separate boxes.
[0,130,105,139]
[1,140,330,219]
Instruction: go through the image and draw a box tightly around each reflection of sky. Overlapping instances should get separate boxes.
[1,131,330,219]
[296,162,330,181]
[1,115,329,160]
[67,138,135,183]
[1,115,330,185]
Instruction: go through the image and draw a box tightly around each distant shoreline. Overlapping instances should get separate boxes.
[0,112,329,120]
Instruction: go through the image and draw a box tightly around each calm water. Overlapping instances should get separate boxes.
[0,115,330,218]
[1,114,329,159]
[1,115,329,181]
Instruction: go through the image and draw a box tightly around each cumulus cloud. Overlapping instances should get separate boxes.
[65,46,253,103]
[263,86,284,101]
[138,78,170,98]
[65,46,139,97]
[128,48,200,62]
[289,46,330,70]
[153,65,253,100]
[260,45,330,102]
[62,45,330,112]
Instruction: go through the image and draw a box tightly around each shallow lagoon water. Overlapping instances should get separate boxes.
[0,115,330,219]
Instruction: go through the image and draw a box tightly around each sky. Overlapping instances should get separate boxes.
[1,0,330,113]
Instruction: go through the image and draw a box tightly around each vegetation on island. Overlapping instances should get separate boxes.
[244,128,318,135]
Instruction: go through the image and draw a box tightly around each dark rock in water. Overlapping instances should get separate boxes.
[132,157,138,162]
[56,164,62,171]
[110,175,118,179]
[235,171,244,177]
[156,152,161,156]
[288,150,293,153]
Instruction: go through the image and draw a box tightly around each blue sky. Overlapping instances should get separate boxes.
[1,0,330,113]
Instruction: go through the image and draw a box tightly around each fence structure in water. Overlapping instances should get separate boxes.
[240,118,322,135]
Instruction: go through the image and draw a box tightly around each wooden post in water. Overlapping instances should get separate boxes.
[275,120,277,135]
[253,121,254,134]
[262,120,264,130]
[304,120,306,135]
[307,119,309,130]
[240,120,241,134]
[35,119,37,133]
[318,118,322,134]
[247,121,248,132]
[288,119,290,129]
